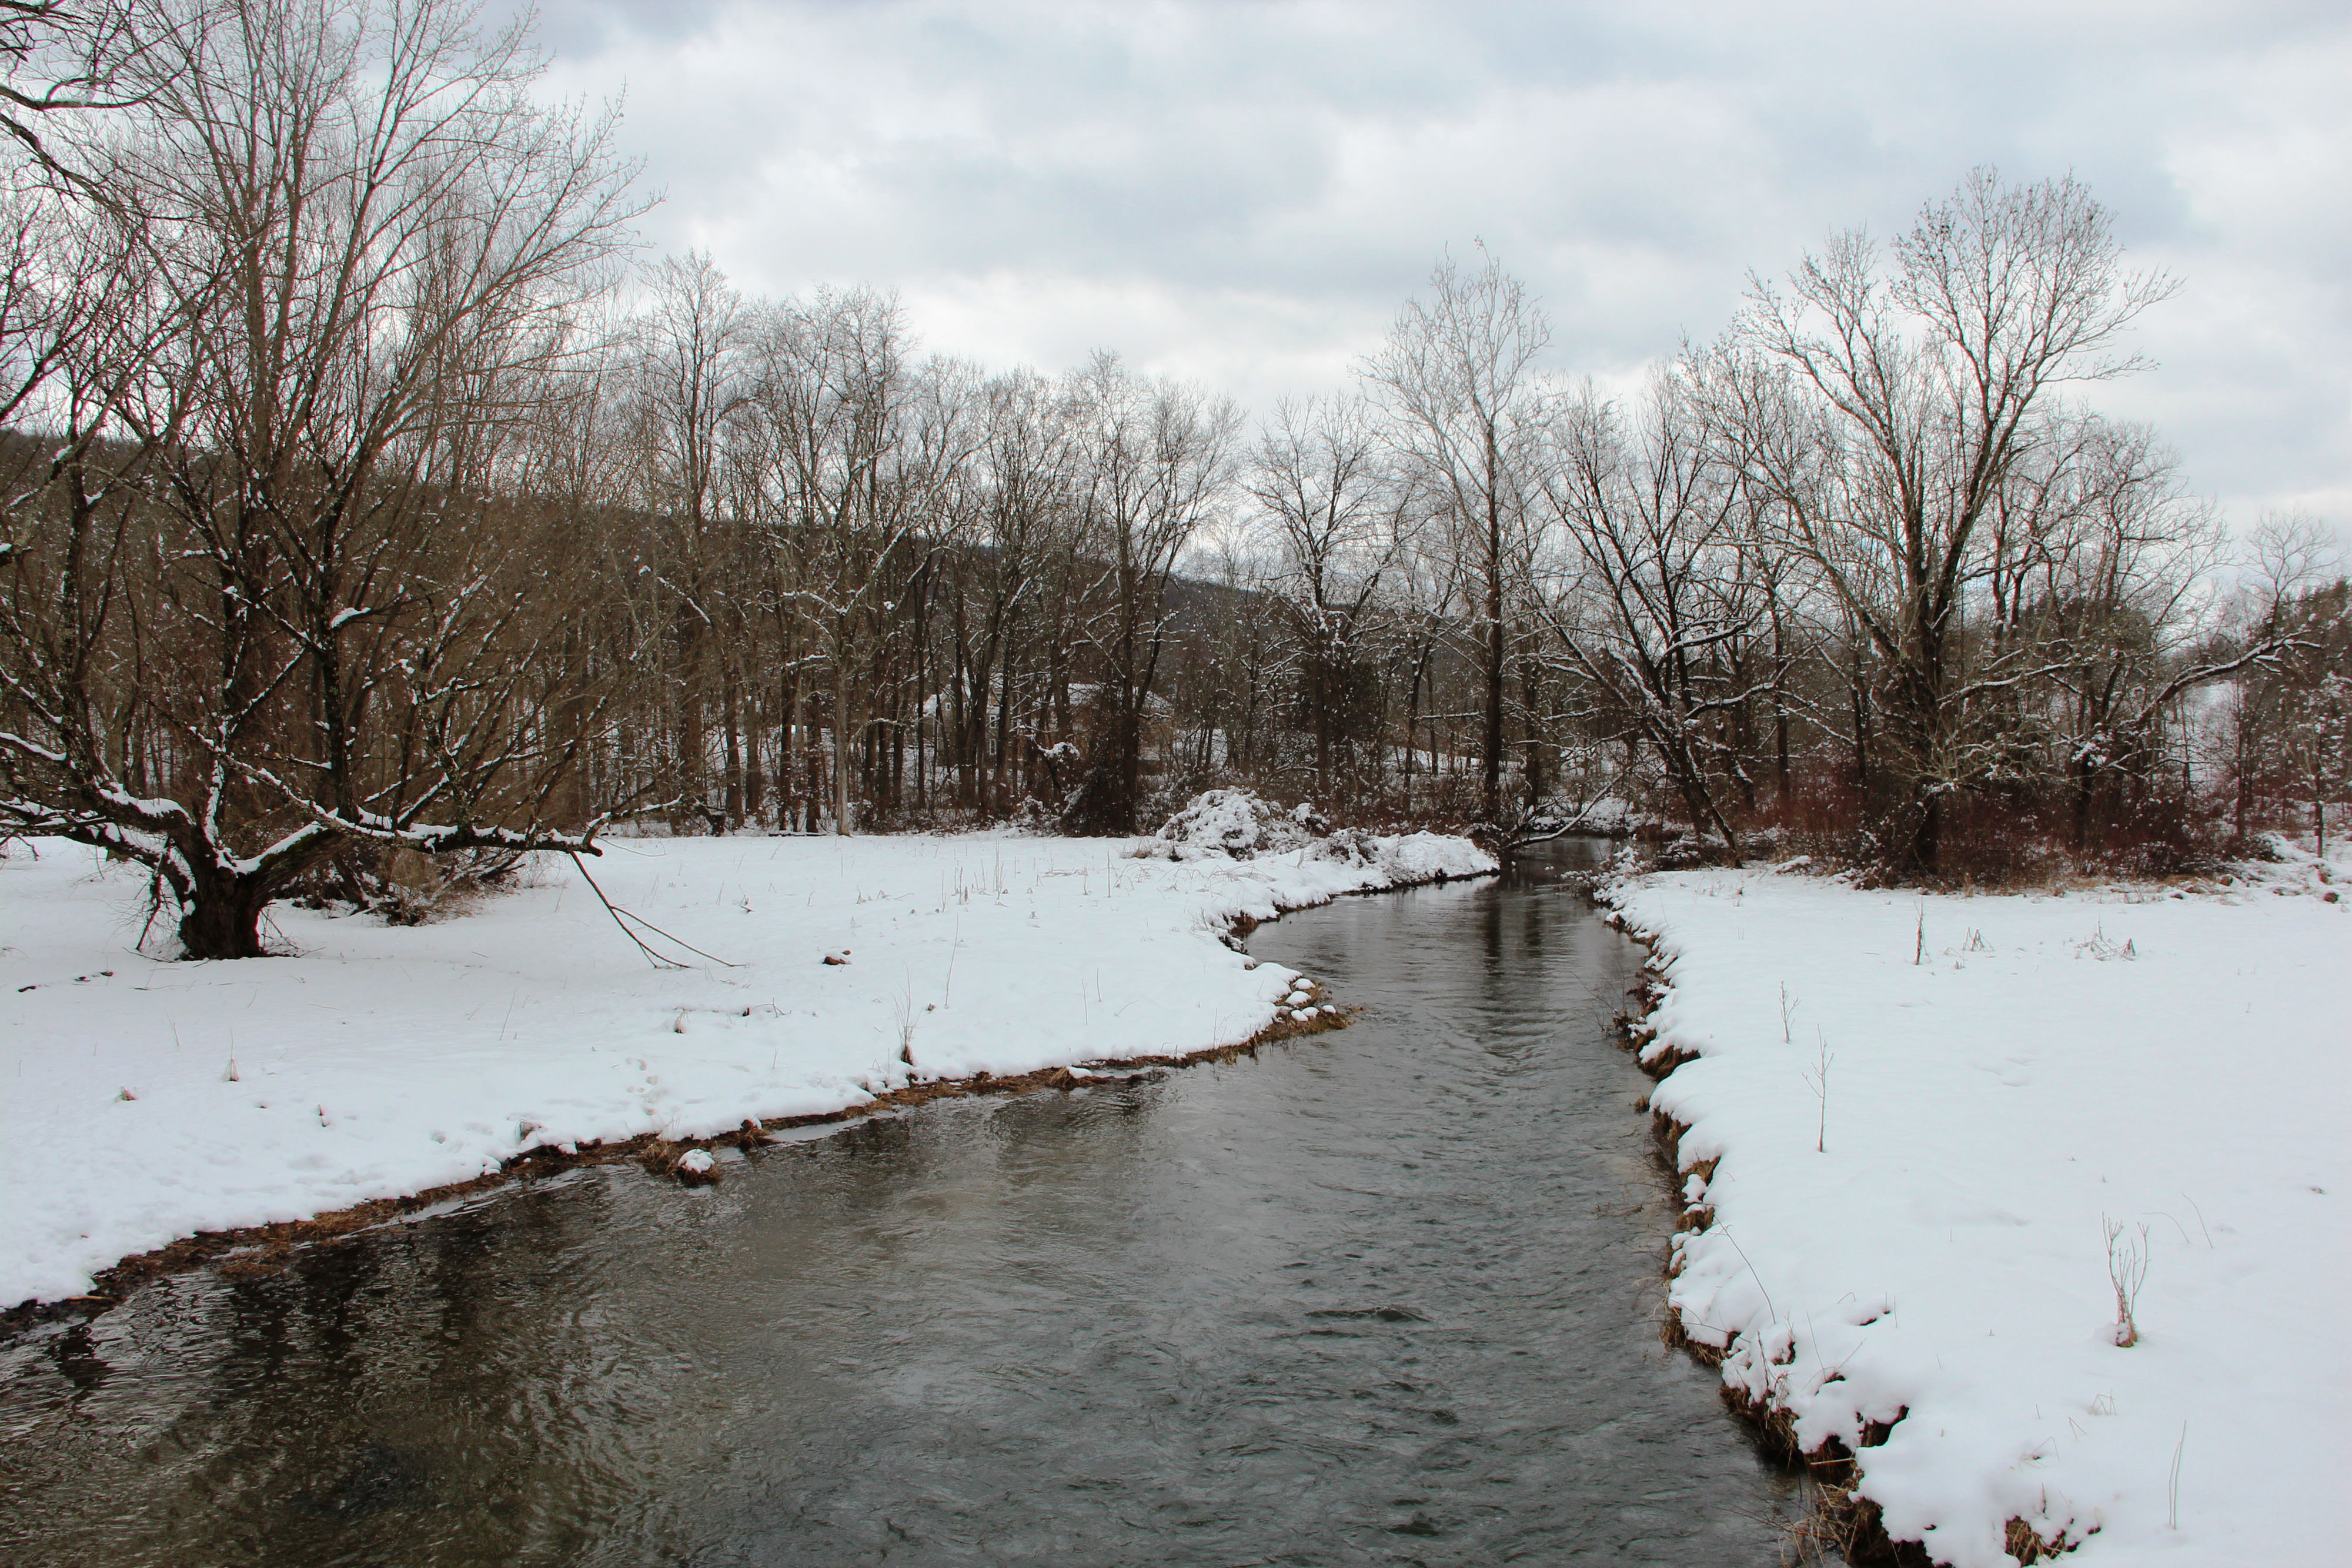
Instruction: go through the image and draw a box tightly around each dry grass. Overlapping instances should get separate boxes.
[2002,1516,2085,1563]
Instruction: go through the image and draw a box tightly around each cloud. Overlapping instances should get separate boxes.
[524,0,2351,525]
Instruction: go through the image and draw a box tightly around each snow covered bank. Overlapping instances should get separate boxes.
[2,823,1492,1309]
[1606,848,2351,1567]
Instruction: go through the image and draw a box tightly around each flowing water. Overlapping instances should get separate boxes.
[1,840,1805,1564]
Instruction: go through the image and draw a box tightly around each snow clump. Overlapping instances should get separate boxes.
[1140,791,1496,894]
[1140,790,1383,870]
[1142,790,1320,861]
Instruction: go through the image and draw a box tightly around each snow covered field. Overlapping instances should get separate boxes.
[1608,847,2350,1567]
[2,819,1492,1310]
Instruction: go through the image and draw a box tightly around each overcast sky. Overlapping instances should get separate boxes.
[524,1,2350,531]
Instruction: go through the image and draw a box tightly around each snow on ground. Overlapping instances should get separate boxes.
[1607,842,2351,1568]
[1,823,1492,1309]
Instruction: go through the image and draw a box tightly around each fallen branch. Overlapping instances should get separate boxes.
[567,852,740,969]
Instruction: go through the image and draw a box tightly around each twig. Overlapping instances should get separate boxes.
[1714,1223,1779,1324]
[893,972,918,1066]
[136,862,176,954]
[2104,1215,2149,1347]
[1803,1028,1834,1153]
[2179,1192,2214,1249]
[2167,1420,2187,1529]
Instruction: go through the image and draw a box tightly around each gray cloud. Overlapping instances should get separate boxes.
[529,0,2351,526]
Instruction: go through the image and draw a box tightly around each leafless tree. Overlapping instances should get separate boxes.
[2204,518,2350,850]
[942,366,1077,813]
[1536,373,1766,860]
[747,287,975,833]
[1061,353,1239,833]
[1716,168,2177,872]
[1247,394,1412,802]
[620,250,753,828]
[1,0,641,956]
[1364,245,1551,820]
[1974,414,2244,850]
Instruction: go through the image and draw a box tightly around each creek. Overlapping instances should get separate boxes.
[0,838,1803,1564]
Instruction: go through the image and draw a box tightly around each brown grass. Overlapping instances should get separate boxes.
[2003,1516,2086,1564]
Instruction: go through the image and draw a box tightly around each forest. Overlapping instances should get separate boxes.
[2,0,2346,958]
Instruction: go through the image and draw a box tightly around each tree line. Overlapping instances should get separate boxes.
[1,0,2344,958]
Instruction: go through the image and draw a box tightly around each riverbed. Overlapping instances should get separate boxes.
[1,841,1803,1564]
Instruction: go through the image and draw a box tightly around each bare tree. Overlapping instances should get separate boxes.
[1246,393,1411,803]
[620,250,752,828]
[1536,373,1765,859]
[1062,353,1238,833]
[0,163,170,556]
[944,366,1076,813]
[747,287,974,833]
[1718,169,2176,872]
[1974,415,2242,850]
[1364,245,1551,820]
[0,0,641,957]
[2205,519,2351,850]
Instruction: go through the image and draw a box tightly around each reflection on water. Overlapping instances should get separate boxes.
[1,840,1803,1564]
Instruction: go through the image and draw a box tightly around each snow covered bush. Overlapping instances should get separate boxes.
[1314,827,1380,868]
[1141,790,1325,861]
[1138,790,1487,887]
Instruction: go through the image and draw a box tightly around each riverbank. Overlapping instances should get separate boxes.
[1,826,1493,1315]
[1,839,1813,1567]
[1606,842,2350,1567]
